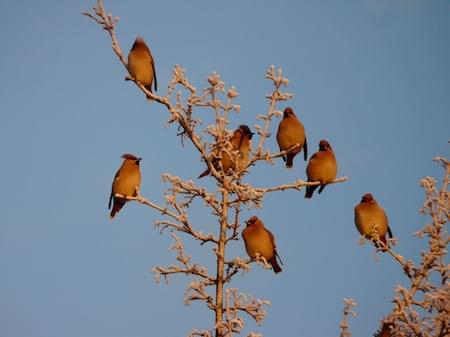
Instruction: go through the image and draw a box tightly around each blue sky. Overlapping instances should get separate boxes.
[1,1,449,336]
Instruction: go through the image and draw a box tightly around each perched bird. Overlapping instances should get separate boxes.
[127,37,157,96]
[305,139,338,198]
[198,125,254,178]
[108,154,142,219]
[242,216,283,273]
[375,322,393,337]
[276,107,308,168]
[354,193,393,249]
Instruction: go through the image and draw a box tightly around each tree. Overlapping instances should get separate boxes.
[370,156,449,337]
[338,157,449,337]
[83,2,347,336]
[84,2,448,337]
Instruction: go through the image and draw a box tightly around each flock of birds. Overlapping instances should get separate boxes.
[107,37,393,274]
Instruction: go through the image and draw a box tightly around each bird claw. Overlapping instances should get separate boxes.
[254,253,271,270]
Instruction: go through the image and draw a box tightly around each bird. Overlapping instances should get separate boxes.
[242,216,283,273]
[127,37,157,97]
[375,322,393,337]
[354,193,393,249]
[198,125,254,178]
[305,139,338,198]
[276,107,308,168]
[108,154,142,219]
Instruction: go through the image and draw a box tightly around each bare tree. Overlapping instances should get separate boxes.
[338,157,449,337]
[83,1,348,336]
[84,2,448,337]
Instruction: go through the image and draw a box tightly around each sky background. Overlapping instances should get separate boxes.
[1,0,449,336]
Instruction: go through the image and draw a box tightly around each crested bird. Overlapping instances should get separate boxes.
[128,37,157,97]
[109,154,142,219]
[242,216,283,273]
[354,193,393,249]
[276,107,307,168]
[198,125,253,178]
[305,139,338,198]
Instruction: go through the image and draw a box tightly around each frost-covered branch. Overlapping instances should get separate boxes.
[228,176,348,207]
[224,257,252,283]
[84,1,233,173]
[254,66,292,158]
[216,289,270,337]
[152,233,215,284]
[162,174,222,215]
[223,255,274,284]
[114,193,217,244]
[113,193,180,221]
[383,157,449,337]
[83,0,171,108]
[189,330,213,337]
[339,298,357,337]
[85,2,350,336]
[82,1,126,68]
[185,279,216,309]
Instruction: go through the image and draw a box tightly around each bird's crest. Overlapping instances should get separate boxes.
[121,153,141,161]
[131,36,148,51]
[361,193,375,203]
[283,107,295,117]
[245,216,258,226]
[238,124,254,139]
[319,139,331,151]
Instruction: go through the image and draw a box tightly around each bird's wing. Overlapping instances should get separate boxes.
[149,51,157,92]
[267,229,276,248]
[387,225,393,238]
[275,250,284,266]
[108,188,114,209]
[267,229,284,265]
[303,137,308,161]
[108,170,121,209]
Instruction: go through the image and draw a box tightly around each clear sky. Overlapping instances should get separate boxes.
[1,1,449,336]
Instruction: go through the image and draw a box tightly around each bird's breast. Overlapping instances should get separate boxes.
[243,229,275,260]
[128,53,153,85]
[355,205,388,237]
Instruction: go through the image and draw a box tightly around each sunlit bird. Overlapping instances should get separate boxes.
[109,154,142,219]
[242,216,283,273]
[198,125,253,178]
[305,139,338,198]
[128,37,157,97]
[354,193,393,249]
[276,107,307,168]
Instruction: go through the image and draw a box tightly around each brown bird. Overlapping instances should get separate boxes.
[305,139,338,198]
[375,322,393,337]
[354,193,393,249]
[242,216,283,273]
[108,154,142,219]
[198,125,254,178]
[276,107,308,168]
[128,37,157,96]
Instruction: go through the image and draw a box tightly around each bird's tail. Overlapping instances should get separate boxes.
[318,184,326,194]
[110,199,126,219]
[269,256,282,274]
[375,235,389,252]
[286,154,294,169]
[145,85,154,101]
[198,168,210,179]
[305,185,318,199]
[387,226,393,239]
